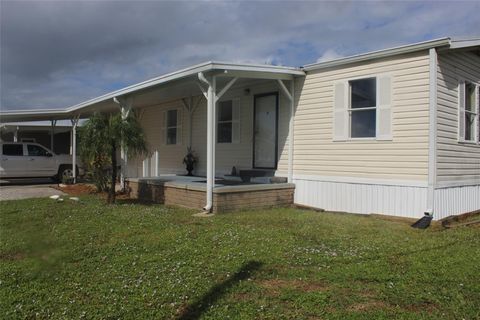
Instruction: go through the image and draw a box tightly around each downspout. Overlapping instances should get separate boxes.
[198,72,215,212]
[426,48,438,216]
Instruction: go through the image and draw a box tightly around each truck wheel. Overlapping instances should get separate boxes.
[57,165,76,182]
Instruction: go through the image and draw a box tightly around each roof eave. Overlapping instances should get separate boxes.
[303,37,452,71]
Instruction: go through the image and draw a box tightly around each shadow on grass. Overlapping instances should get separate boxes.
[177,260,263,320]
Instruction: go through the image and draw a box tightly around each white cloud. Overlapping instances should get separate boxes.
[1,1,479,109]
[317,49,344,63]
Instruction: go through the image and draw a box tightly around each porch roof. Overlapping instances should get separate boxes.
[0,61,304,123]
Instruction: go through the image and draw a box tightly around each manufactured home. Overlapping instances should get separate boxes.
[1,37,479,219]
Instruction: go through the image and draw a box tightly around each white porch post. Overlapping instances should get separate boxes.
[198,72,216,211]
[114,97,132,190]
[71,117,79,183]
[13,126,19,142]
[288,79,295,183]
[198,73,238,212]
[277,79,295,183]
[50,120,57,152]
[120,105,131,189]
[207,76,216,210]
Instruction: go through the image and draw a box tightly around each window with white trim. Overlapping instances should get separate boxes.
[464,82,478,142]
[217,99,240,144]
[166,109,178,145]
[349,78,377,138]
[333,75,391,142]
[218,100,233,143]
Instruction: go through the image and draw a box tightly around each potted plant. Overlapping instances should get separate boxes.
[183,147,198,176]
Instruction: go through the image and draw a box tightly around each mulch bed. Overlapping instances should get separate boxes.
[54,183,131,200]
[54,183,97,196]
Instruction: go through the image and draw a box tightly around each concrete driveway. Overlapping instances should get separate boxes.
[0,179,65,201]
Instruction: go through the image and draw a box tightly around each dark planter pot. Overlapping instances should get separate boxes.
[186,164,194,176]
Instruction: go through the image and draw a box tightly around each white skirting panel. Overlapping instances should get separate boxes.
[434,185,480,220]
[293,178,428,219]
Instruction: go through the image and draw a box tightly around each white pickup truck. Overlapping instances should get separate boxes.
[0,142,83,181]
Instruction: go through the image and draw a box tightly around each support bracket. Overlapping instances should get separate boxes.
[277,79,293,102]
[215,77,238,102]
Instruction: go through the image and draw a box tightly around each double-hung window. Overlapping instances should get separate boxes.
[166,109,178,145]
[218,100,233,143]
[460,82,479,142]
[349,78,377,138]
[333,75,391,141]
[217,99,240,144]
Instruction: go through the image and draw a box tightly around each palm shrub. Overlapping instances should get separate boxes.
[79,111,148,203]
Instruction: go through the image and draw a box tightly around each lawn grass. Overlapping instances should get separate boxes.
[1,196,479,319]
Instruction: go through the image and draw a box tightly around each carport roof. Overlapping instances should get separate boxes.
[0,61,305,123]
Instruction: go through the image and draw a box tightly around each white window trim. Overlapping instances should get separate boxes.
[458,81,480,145]
[165,108,179,146]
[217,100,233,144]
[348,76,377,140]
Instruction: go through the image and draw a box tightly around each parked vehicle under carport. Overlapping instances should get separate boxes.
[0,142,83,182]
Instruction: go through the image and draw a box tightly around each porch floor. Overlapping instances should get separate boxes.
[125,175,295,213]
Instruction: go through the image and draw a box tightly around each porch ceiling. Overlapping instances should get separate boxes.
[0,61,304,123]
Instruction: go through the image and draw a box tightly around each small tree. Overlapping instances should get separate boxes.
[80,112,147,203]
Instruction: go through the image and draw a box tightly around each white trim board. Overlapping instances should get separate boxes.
[427,48,438,215]
[281,173,428,188]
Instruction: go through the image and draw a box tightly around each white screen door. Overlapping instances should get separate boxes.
[254,93,278,168]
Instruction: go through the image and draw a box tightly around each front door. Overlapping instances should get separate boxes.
[253,93,278,169]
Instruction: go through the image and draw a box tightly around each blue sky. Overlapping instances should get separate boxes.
[1,0,479,110]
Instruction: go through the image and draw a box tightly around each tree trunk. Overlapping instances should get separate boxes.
[108,142,117,204]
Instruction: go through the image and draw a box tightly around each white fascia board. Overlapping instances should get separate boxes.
[0,109,69,116]
[303,38,451,71]
[210,61,304,75]
[0,109,73,122]
[449,38,480,49]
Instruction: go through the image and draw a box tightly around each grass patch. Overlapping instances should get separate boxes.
[1,195,479,319]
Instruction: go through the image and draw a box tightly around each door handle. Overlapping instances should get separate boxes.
[29,158,35,161]
[1,158,7,161]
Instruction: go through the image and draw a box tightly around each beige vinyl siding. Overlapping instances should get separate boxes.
[287,51,431,181]
[193,81,290,175]
[436,51,480,185]
[129,100,188,177]
[127,80,291,177]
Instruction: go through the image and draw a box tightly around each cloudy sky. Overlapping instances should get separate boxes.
[1,0,479,111]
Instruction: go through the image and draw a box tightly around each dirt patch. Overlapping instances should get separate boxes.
[441,210,480,229]
[231,292,252,302]
[259,279,329,296]
[348,300,389,312]
[404,301,439,314]
[0,252,25,261]
[55,183,97,196]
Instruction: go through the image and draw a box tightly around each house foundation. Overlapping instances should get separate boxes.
[126,177,295,213]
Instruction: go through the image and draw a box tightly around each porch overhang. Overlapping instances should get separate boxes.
[0,61,304,123]
[1,61,304,210]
